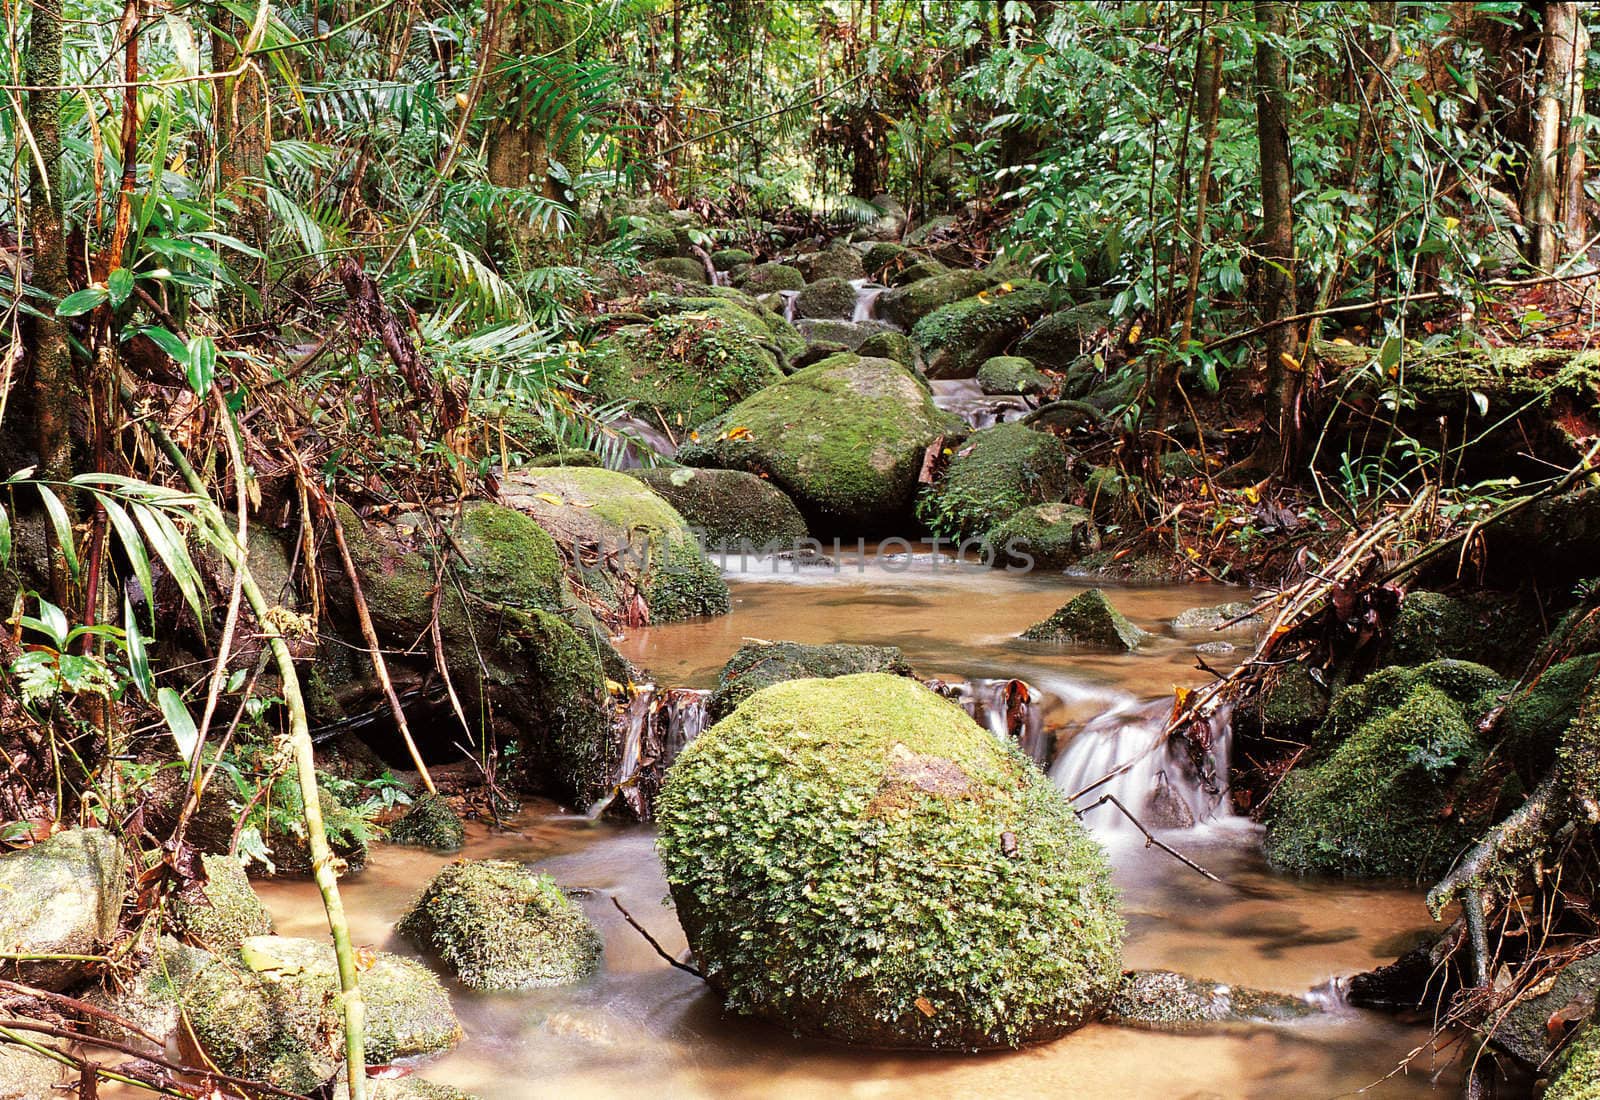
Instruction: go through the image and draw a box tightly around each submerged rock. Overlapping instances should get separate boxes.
[1172,600,1264,634]
[387,794,466,853]
[657,674,1124,1049]
[707,640,914,720]
[171,853,273,948]
[918,422,1072,540]
[678,354,961,533]
[1263,660,1508,879]
[976,355,1050,396]
[397,860,602,991]
[628,467,808,551]
[1106,970,1315,1029]
[913,281,1057,379]
[987,502,1099,570]
[1021,589,1148,650]
[0,828,125,990]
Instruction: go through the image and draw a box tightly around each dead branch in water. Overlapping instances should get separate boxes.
[611,896,707,981]
[1075,794,1224,884]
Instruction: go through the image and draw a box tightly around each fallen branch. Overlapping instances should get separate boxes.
[1075,793,1224,884]
[610,896,706,981]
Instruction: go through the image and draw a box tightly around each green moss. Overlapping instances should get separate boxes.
[619,218,679,261]
[527,448,601,467]
[83,936,211,1050]
[977,355,1050,396]
[1548,1021,1600,1100]
[800,245,865,281]
[1021,588,1148,650]
[1264,663,1511,879]
[710,248,756,271]
[913,281,1057,379]
[640,292,806,365]
[986,502,1099,570]
[1255,663,1330,739]
[657,674,1124,1049]
[172,854,273,948]
[629,467,808,550]
[887,258,950,287]
[796,318,879,349]
[1106,970,1315,1030]
[645,256,709,284]
[1502,655,1600,781]
[862,241,911,278]
[734,262,805,295]
[397,860,601,990]
[457,501,566,612]
[387,794,466,852]
[708,640,914,720]
[1171,601,1263,634]
[678,354,963,533]
[1315,339,1600,409]
[918,422,1072,540]
[1082,465,1135,523]
[879,269,996,328]
[1015,301,1116,370]
[856,330,915,366]
[793,276,859,320]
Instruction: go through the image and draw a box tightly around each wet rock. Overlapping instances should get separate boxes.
[1106,970,1315,1029]
[0,1046,66,1100]
[795,318,892,350]
[1172,600,1264,634]
[914,281,1057,379]
[186,935,461,1091]
[1143,774,1196,829]
[645,256,708,284]
[657,674,1124,1049]
[987,502,1100,571]
[501,466,730,622]
[83,935,214,1050]
[879,269,995,329]
[397,860,601,990]
[708,640,914,720]
[0,828,126,990]
[172,853,273,948]
[1015,301,1116,369]
[798,244,865,282]
[1248,663,1330,742]
[387,794,466,853]
[862,240,911,277]
[1491,955,1600,1069]
[629,467,808,551]
[333,1074,483,1100]
[733,262,805,295]
[918,422,1072,540]
[1021,589,1148,650]
[1082,465,1136,523]
[856,330,916,367]
[887,257,950,287]
[1262,661,1509,879]
[710,248,756,271]
[678,354,962,534]
[793,277,859,320]
[977,355,1050,396]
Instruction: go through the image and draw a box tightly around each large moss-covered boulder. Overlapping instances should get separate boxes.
[918,422,1071,540]
[658,674,1123,1049]
[678,354,962,533]
[795,318,889,351]
[987,502,1099,570]
[0,828,125,990]
[617,217,679,261]
[1106,970,1315,1030]
[710,248,756,271]
[629,467,808,551]
[1262,661,1508,879]
[501,466,729,622]
[186,936,461,1092]
[914,282,1057,379]
[645,256,709,284]
[387,793,466,852]
[397,860,601,990]
[636,291,806,365]
[798,244,865,282]
[856,330,916,367]
[330,500,618,804]
[584,307,786,431]
[1502,654,1599,781]
[83,936,213,1051]
[879,269,995,328]
[707,640,914,720]
[1015,301,1116,369]
[977,355,1050,396]
[793,276,859,320]
[734,262,805,295]
[1021,588,1148,650]
[171,853,273,948]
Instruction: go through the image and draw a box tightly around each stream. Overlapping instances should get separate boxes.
[256,548,1460,1099]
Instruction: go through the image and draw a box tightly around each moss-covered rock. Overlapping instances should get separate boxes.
[1548,1018,1600,1099]
[707,640,914,721]
[388,794,466,852]
[1250,663,1330,742]
[1491,955,1600,1070]
[1171,601,1264,634]
[1081,465,1136,523]
[501,465,730,622]
[795,318,887,351]
[172,854,273,948]
[645,256,708,284]
[1263,661,1508,879]
[636,291,806,365]
[914,281,1058,380]
[918,422,1072,540]
[710,248,756,271]
[1502,655,1600,781]
[526,448,601,467]
[1106,970,1315,1030]
[879,269,995,329]
[584,308,786,431]
[1015,301,1116,370]
[186,936,461,1092]
[862,241,911,278]
[397,860,601,990]
[798,245,865,282]
[888,258,950,287]
[903,215,958,250]
[657,674,1124,1049]
[628,466,808,551]
[856,330,916,367]
[793,276,859,320]
[734,262,805,295]
[977,355,1050,396]
[0,1047,64,1100]
[987,502,1099,571]
[618,217,679,261]
[0,828,126,990]
[83,936,212,1051]
[1385,589,1536,674]
[678,354,963,533]
[1021,588,1148,649]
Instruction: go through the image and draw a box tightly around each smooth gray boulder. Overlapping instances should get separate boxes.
[0,828,125,990]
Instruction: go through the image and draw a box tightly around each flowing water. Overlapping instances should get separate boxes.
[254,549,1463,1099]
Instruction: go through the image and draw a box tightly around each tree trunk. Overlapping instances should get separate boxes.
[486,0,576,203]
[26,0,74,603]
[213,3,270,307]
[1524,1,1585,270]
[1252,0,1301,474]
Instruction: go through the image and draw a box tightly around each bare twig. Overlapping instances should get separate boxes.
[1075,794,1225,883]
[610,896,705,981]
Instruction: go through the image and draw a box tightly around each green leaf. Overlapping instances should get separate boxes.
[157,686,201,766]
[97,494,154,607]
[36,484,81,580]
[186,335,217,397]
[130,500,206,632]
[0,501,10,566]
[33,599,70,650]
[1378,336,1403,372]
[107,268,135,308]
[135,325,189,362]
[125,596,153,700]
[56,287,109,317]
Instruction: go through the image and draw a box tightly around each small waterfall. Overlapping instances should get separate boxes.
[711,270,731,287]
[779,289,800,324]
[608,415,679,470]
[929,379,1032,430]
[946,678,1054,767]
[850,279,888,323]
[589,685,711,819]
[1049,699,1234,833]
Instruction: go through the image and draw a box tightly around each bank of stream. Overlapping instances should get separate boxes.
[252,550,1462,1099]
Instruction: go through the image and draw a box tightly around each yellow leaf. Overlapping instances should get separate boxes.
[1331,337,1354,346]
[999,281,1014,292]
[1240,486,1260,504]
[914,996,937,1018]
[689,431,700,442]
[1127,322,1142,344]
[1443,216,1460,232]
[724,425,753,441]
[534,492,565,506]
[454,92,470,110]
[1280,351,1302,373]
[605,679,626,695]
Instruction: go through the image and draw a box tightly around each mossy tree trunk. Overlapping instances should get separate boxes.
[1523,2,1588,271]
[485,0,577,202]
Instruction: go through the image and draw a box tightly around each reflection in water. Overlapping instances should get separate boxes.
[249,554,1458,1099]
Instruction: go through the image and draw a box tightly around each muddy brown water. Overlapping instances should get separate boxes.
[253,549,1462,1099]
